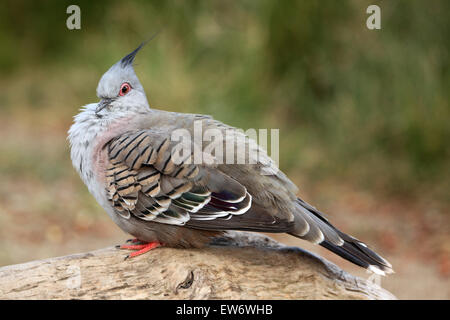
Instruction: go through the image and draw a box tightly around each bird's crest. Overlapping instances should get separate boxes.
[120,31,162,68]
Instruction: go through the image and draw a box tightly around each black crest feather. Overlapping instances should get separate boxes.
[120,30,162,68]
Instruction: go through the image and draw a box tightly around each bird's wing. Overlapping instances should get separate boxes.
[104,129,292,231]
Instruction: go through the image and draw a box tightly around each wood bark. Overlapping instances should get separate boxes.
[0,232,395,300]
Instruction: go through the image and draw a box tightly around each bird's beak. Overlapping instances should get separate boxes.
[95,98,115,117]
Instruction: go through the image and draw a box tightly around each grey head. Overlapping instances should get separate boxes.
[95,42,150,118]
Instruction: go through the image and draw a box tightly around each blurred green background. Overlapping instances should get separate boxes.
[0,0,448,299]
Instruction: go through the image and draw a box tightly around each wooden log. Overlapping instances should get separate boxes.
[0,232,395,300]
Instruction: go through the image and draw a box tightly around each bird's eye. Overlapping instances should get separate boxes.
[119,82,132,96]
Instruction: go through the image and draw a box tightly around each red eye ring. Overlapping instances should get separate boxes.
[119,82,132,96]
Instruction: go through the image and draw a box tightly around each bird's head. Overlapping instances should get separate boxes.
[95,42,150,118]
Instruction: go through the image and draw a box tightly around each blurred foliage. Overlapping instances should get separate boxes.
[0,0,449,203]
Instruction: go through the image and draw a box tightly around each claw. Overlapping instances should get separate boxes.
[126,238,142,244]
[116,241,162,260]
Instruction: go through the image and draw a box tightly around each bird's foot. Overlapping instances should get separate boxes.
[116,240,161,260]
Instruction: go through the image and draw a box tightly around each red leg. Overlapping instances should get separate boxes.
[119,244,150,250]
[116,241,162,260]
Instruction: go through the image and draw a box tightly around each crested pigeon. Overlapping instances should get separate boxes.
[68,42,393,275]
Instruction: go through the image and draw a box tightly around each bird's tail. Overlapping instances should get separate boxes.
[290,198,393,276]
[319,231,393,276]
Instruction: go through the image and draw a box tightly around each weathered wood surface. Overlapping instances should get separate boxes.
[0,232,396,300]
